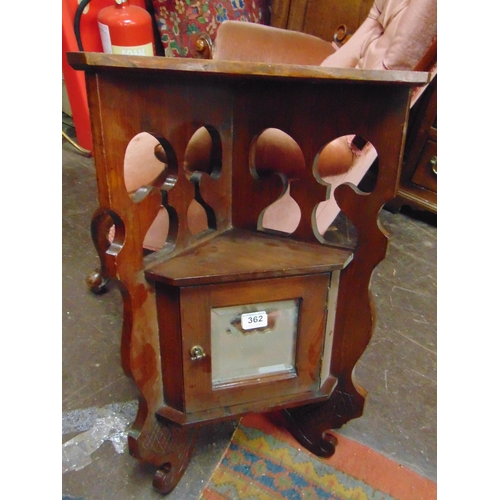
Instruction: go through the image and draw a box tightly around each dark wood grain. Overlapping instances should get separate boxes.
[280,0,372,44]
[67,52,430,85]
[146,228,351,286]
[389,76,437,213]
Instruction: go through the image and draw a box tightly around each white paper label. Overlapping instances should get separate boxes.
[241,311,268,330]
[98,22,112,54]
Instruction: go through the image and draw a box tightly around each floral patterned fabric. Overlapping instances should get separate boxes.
[151,0,270,57]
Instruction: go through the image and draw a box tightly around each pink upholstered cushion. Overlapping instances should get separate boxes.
[214,21,336,65]
[320,0,436,71]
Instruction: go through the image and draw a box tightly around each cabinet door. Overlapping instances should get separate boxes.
[180,273,331,414]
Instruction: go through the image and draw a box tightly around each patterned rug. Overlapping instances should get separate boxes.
[199,414,436,500]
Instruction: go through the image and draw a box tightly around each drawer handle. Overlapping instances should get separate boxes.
[189,345,206,361]
[334,24,349,44]
[429,156,437,175]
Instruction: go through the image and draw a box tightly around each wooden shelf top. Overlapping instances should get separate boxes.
[145,228,352,286]
[67,52,431,87]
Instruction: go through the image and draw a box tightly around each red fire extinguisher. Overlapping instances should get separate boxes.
[97,0,155,56]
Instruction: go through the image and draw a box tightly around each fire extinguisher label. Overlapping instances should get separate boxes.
[98,22,113,54]
[111,43,154,56]
[98,21,154,57]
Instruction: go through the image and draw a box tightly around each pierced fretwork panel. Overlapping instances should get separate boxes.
[250,128,305,235]
[112,124,229,262]
[313,134,378,249]
[245,127,377,249]
[184,126,223,236]
[121,132,179,253]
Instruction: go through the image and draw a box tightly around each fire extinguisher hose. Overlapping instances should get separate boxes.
[74,0,93,51]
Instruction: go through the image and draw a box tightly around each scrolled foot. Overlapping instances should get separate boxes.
[130,416,199,495]
[280,385,364,458]
[281,408,337,457]
[153,463,175,495]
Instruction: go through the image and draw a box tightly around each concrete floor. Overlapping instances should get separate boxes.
[62,119,437,499]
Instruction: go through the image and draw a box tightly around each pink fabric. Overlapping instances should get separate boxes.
[123,132,165,193]
[384,0,437,70]
[214,21,336,65]
[321,0,436,71]
[261,135,370,235]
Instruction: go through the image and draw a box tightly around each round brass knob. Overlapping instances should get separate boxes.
[195,34,214,59]
[189,345,206,360]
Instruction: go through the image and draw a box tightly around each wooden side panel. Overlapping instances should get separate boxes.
[270,0,292,28]
[285,0,309,32]
[272,0,372,43]
[301,0,373,42]
[155,283,184,411]
[84,70,235,486]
